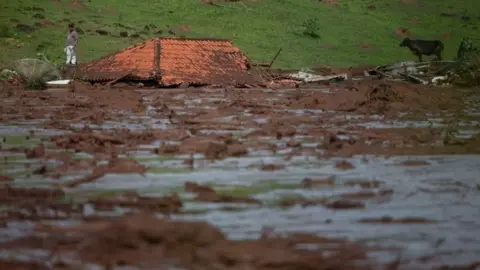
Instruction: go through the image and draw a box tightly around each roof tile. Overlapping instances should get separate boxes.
[78,37,258,86]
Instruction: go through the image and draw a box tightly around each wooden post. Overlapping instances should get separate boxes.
[267,48,282,69]
[154,39,160,77]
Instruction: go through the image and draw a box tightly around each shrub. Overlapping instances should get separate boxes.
[0,24,12,38]
[11,58,61,90]
[301,18,320,39]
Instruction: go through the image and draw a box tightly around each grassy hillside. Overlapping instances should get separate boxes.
[0,0,479,69]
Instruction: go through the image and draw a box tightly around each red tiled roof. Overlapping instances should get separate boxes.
[78,37,258,86]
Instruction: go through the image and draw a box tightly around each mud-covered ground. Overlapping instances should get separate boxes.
[1,79,480,270]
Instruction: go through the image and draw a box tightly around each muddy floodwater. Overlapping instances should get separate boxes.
[0,80,480,269]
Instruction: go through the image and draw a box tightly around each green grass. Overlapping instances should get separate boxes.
[0,170,30,180]
[0,0,479,69]
[1,135,33,145]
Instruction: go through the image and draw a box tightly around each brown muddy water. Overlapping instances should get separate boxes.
[0,80,480,269]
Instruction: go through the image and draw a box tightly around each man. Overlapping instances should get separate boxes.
[65,23,78,65]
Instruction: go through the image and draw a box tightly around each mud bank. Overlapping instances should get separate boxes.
[1,79,480,269]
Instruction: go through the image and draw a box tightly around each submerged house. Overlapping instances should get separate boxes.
[78,37,259,86]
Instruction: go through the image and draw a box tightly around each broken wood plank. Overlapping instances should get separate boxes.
[399,73,428,84]
[106,71,134,88]
[267,48,283,69]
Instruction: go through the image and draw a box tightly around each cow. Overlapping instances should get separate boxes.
[399,38,444,62]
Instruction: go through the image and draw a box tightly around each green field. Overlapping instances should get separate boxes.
[0,0,479,69]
